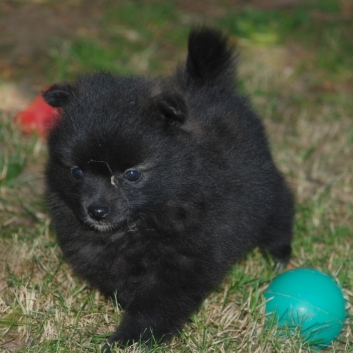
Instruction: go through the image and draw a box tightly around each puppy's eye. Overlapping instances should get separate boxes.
[70,166,84,180]
[124,169,142,182]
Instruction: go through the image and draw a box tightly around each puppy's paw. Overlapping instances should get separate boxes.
[100,342,112,353]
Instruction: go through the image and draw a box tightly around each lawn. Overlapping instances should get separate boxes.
[0,0,352,352]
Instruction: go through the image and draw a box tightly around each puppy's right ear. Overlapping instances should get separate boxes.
[42,83,75,108]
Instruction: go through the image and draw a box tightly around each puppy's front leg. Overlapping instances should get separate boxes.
[104,287,203,351]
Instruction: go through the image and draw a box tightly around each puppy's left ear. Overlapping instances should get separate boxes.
[42,82,75,108]
[155,91,188,125]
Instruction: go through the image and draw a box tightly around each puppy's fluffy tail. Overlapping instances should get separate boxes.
[185,27,235,86]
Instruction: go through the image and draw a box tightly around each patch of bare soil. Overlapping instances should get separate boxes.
[0,1,103,62]
[0,0,109,109]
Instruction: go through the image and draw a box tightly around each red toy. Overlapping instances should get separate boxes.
[14,89,60,137]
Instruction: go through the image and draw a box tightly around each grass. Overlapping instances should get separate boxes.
[0,0,352,352]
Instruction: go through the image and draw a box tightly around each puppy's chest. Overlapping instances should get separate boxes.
[105,228,186,268]
[96,235,166,295]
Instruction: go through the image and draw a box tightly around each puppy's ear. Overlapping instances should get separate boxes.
[42,83,75,108]
[155,91,188,125]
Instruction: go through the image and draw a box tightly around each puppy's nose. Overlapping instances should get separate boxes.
[88,204,109,220]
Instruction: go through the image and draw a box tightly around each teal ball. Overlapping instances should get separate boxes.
[265,268,346,349]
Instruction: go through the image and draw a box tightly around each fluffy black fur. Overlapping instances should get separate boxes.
[43,27,294,350]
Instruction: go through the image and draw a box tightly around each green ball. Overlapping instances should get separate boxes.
[265,268,346,349]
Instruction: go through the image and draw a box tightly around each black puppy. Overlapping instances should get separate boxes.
[43,27,294,350]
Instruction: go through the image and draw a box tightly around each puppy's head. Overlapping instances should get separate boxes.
[43,73,195,234]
